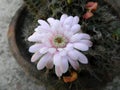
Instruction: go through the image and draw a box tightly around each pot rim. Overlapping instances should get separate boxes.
[7,4,43,84]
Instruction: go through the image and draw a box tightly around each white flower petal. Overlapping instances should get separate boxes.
[67,50,79,60]
[46,59,54,69]
[79,40,93,47]
[57,48,64,51]
[31,51,42,62]
[51,20,61,32]
[65,43,74,51]
[35,26,50,32]
[37,54,51,70]
[78,52,88,64]
[72,16,79,25]
[63,16,73,26]
[53,53,61,66]
[47,18,55,26]
[73,43,89,51]
[71,24,81,34]
[42,39,52,47]
[68,58,80,70]
[28,32,41,42]
[29,44,43,53]
[60,14,68,24]
[70,33,90,42]
[38,20,50,28]
[55,66,62,77]
[60,56,69,73]
[64,30,73,38]
[59,50,67,56]
[48,48,56,54]
[64,25,71,31]
[39,47,48,54]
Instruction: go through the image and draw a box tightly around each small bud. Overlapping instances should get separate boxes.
[85,2,98,12]
[83,12,93,19]
[63,71,78,83]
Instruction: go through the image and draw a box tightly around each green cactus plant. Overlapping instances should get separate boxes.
[18,0,120,90]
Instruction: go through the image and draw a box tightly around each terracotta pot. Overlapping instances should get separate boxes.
[8,5,44,84]
[7,1,120,90]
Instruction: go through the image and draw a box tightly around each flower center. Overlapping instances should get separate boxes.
[54,37,63,43]
[52,35,68,48]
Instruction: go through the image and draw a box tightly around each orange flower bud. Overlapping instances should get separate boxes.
[85,2,98,12]
[83,12,93,19]
[63,71,78,83]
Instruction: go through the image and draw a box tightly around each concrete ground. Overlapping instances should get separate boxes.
[0,0,45,90]
[0,0,120,90]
